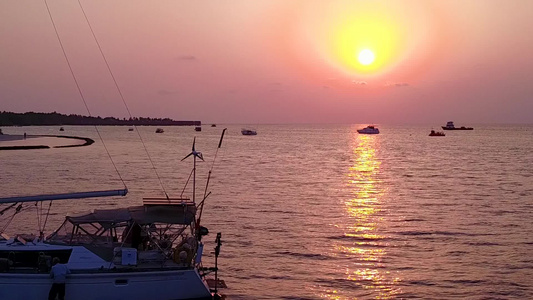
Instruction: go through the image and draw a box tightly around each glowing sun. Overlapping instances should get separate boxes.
[358,49,375,65]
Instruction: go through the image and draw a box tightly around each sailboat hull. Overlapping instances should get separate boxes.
[0,269,213,300]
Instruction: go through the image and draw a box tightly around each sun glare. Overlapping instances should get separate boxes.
[358,49,375,65]
[319,3,406,76]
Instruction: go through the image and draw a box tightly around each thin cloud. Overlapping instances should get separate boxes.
[177,55,197,61]
[385,81,409,87]
[157,89,177,96]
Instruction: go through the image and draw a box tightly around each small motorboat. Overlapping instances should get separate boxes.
[211,124,216,127]
[155,128,164,133]
[357,125,379,134]
[59,127,64,131]
[128,128,134,131]
[442,121,473,130]
[241,129,257,136]
[195,126,202,132]
[429,130,445,136]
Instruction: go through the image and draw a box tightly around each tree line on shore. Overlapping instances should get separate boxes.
[0,111,201,126]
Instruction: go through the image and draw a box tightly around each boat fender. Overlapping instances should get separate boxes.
[174,246,188,264]
[179,251,188,264]
[195,242,204,264]
[173,248,190,265]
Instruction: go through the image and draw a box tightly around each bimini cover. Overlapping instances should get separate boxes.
[67,204,196,226]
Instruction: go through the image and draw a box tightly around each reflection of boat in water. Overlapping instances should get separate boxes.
[195,126,202,132]
[442,121,473,130]
[0,133,228,300]
[357,125,379,134]
[241,129,257,136]
[155,128,164,133]
[429,130,445,136]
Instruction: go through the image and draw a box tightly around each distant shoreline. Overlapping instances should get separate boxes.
[0,111,201,127]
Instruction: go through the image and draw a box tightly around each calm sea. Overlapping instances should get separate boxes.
[1,124,533,299]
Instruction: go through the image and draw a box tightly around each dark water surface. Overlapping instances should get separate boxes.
[1,124,533,299]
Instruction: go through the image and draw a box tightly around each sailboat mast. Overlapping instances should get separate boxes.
[193,152,196,203]
[181,137,203,204]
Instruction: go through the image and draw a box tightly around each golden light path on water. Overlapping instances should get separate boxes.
[322,131,401,299]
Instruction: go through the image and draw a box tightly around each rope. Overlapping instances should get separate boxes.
[36,202,41,235]
[0,204,28,234]
[41,201,53,240]
[180,169,194,198]
[76,0,168,197]
[44,0,127,189]
[197,129,227,227]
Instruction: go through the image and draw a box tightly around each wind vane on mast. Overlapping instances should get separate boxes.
[181,137,204,162]
[181,137,204,203]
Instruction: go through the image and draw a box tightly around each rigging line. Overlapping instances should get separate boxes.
[0,204,24,233]
[76,0,169,197]
[202,129,227,199]
[180,169,194,198]
[44,0,127,189]
[36,202,41,236]
[41,201,53,239]
[0,214,17,234]
[0,203,17,216]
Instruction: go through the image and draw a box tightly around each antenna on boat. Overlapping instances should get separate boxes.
[196,129,226,231]
[181,137,204,203]
[214,232,222,298]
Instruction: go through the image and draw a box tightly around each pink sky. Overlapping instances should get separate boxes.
[1,0,532,124]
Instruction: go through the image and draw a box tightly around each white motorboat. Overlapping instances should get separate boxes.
[441,121,473,130]
[357,125,380,134]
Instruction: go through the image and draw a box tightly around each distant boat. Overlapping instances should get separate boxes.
[128,128,134,131]
[442,121,473,130]
[241,129,257,136]
[155,128,164,133]
[211,124,216,127]
[59,127,64,132]
[195,126,202,132]
[357,125,379,134]
[429,130,445,136]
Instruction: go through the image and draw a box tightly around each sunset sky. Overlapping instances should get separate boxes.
[1,0,533,124]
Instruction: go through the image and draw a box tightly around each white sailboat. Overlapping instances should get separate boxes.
[0,132,227,300]
[0,1,226,298]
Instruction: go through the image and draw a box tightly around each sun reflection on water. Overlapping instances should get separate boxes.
[322,130,402,299]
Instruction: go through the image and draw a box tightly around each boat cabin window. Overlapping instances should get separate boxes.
[0,249,72,272]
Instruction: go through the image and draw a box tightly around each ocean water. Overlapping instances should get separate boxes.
[1,124,533,299]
